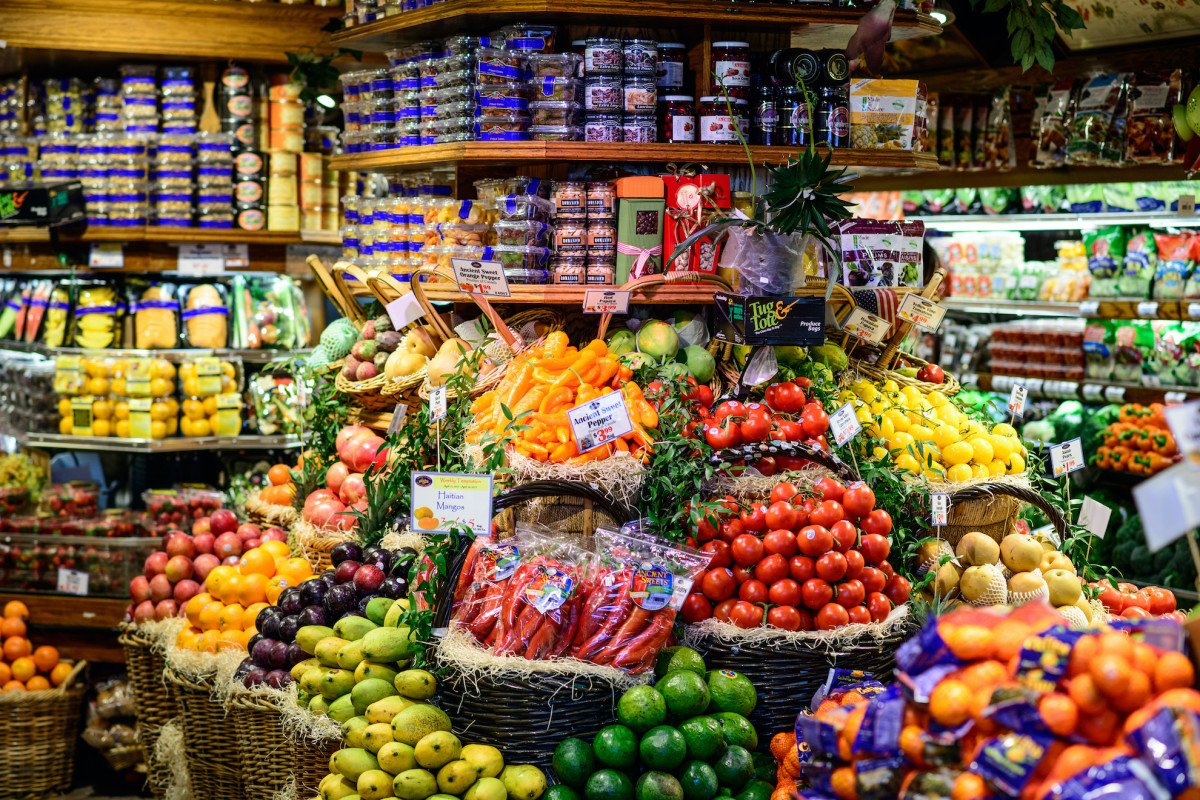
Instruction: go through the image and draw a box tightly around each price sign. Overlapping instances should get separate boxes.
[1082,384,1104,401]
[1164,399,1200,460]
[1078,496,1112,538]
[896,294,946,332]
[388,404,408,435]
[56,568,89,596]
[176,243,226,276]
[88,243,124,268]
[842,307,891,344]
[931,493,950,527]
[70,396,94,437]
[1078,300,1100,316]
[410,471,493,536]
[129,398,152,439]
[429,386,447,423]
[1188,303,1200,319]
[1137,301,1160,318]
[582,289,631,315]
[224,244,250,268]
[386,291,425,330]
[451,257,510,298]
[1007,384,1027,417]
[829,402,862,447]
[1179,194,1196,216]
[1134,463,1200,552]
[1049,438,1085,478]
[567,390,634,453]
[1165,391,1190,404]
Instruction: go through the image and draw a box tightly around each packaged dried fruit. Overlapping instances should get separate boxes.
[41,283,72,348]
[1125,70,1183,164]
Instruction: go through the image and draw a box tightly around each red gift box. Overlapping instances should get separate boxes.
[662,174,731,274]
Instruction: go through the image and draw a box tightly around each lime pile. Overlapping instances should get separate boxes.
[549,648,773,800]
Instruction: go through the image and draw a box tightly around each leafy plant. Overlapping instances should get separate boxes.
[968,0,1085,72]
[285,47,363,105]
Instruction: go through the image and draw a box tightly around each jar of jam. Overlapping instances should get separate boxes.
[584,114,622,142]
[622,115,656,143]
[698,96,748,143]
[657,43,686,91]
[623,40,658,77]
[752,86,779,146]
[816,86,849,148]
[710,41,751,99]
[660,95,696,143]
[584,38,623,76]
[780,87,812,147]
[584,77,622,112]
[622,76,657,114]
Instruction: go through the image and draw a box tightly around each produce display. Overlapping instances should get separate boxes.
[0,600,72,691]
[1095,403,1180,476]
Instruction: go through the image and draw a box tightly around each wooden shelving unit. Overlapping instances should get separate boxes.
[414,282,723,304]
[853,162,1191,193]
[0,228,338,247]
[970,372,1200,406]
[0,592,128,664]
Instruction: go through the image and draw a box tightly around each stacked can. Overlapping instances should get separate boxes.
[196,132,233,228]
[93,78,121,133]
[160,67,198,135]
[43,79,85,134]
[298,153,325,231]
[0,80,19,135]
[655,43,692,144]
[528,53,583,141]
[107,135,151,228]
[219,65,257,150]
[268,82,305,153]
[384,44,426,144]
[78,135,108,225]
[234,149,267,232]
[267,151,298,231]
[118,65,158,135]
[38,133,78,186]
[582,38,658,144]
[153,133,194,227]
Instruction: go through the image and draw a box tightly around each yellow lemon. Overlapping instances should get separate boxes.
[946,463,973,482]
[151,401,172,422]
[987,459,1007,477]
[855,406,872,424]
[57,398,71,417]
[894,453,921,474]
[151,420,168,439]
[884,408,911,433]
[92,399,113,420]
[1008,452,1026,474]
[943,440,974,466]
[58,417,72,435]
[115,419,131,438]
[114,401,129,420]
[91,418,111,437]
[992,422,1018,438]
[165,417,178,436]
[990,435,1014,463]
[189,417,211,437]
[933,424,960,449]
[110,378,127,396]
[969,437,995,465]
[888,431,915,451]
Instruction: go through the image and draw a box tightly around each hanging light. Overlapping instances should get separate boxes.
[930,2,955,25]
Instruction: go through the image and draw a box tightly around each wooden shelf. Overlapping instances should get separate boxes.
[0,227,338,246]
[331,142,940,174]
[23,432,304,453]
[0,0,338,62]
[0,592,128,664]
[333,1,941,49]
[415,282,722,304]
[853,162,1191,192]
[913,211,1200,233]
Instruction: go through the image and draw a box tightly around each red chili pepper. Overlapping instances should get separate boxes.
[466,582,506,640]
[453,537,486,604]
[550,594,582,659]
[575,583,632,661]
[593,606,653,665]
[524,614,562,660]
[574,569,625,649]
[500,559,542,633]
[611,610,674,670]
[496,603,544,656]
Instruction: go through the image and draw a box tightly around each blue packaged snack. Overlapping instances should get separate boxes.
[1125,706,1200,795]
[811,668,884,710]
[852,685,904,756]
[971,732,1055,797]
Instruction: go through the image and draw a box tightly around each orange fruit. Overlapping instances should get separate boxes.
[259,540,291,560]
[25,675,49,691]
[3,600,29,620]
[1096,631,1133,659]
[838,704,867,761]
[943,624,993,661]
[3,636,31,661]
[0,662,10,684]
[204,566,236,599]
[1068,635,1099,678]
[197,601,225,631]
[32,645,58,673]
[1154,688,1200,713]
[1114,669,1152,713]
[185,593,212,625]
[1131,642,1159,676]
[1154,651,1195,693]
[218,630,245,651]
[1047,744,1101,785]
[990,620,1033,662]
[958,660,1009,691]
[950,771,988,800]
[1038,693,1079,737]
[1090,653,1132,698]
[769,732,795,762]
[237,573,270,606]
[1067,674,1106,715]
[199,629,222,654]
[930,679,973,728]
[970,686,997,730]
[276,557,313,584]
[10,656,35,682]
[265,575,291,605]
[49,662,72,687]
[3,680,24,692]
[268,464,292,486]
[830,766,858,800]
[899,725,927,767]
[1,616,27,639]
[217,603,245,632]
[239,548,277,578]
[1077,708,1119,745]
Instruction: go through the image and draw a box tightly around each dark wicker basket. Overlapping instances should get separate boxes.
[434,479,636,771]
[711,440,861,483]
[118,625,177,800]
[229,688,340,800]
[941,480,1068,547]
[164,663,243,800]
[0,660,87,799]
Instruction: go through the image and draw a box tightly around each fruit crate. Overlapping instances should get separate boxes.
[0,533,158,596]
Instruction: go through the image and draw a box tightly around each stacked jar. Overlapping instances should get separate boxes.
[118,65,158,135]
[384,44,427,144]
[528,53,583,141]
[0,138,35,186]
[195,133,233,229]
[38,133,78,185]
[268,82,305,153]
[78,135,108,225]
[234,149,267,231]
[581,38,658,144]
[549,180,616,284]
[219,65,257,150]
[160,67,198,135]
[153,134,194,227]
[0,80,19,135]
[43,79,85,134]
[106,136,151,228]
[760,47,850,148]
[93,79,121,133]
[298,152,324,231]
[655,43,693,144]
[267,151,298,232]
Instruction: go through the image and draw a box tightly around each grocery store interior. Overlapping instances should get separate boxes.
[4,1,1200,799]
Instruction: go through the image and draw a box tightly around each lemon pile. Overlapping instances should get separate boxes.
[838,378,1027,482]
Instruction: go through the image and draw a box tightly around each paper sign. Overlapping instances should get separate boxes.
[1008,384,1027,417]
[224,244,250,268]
[1187,303,1200,319]
[1137,301,1159,318]
[582,289,631,315]
[1134,462,1200,552]
[1103,385,1126,403]
[829,402,862,447]
[176,243,225,276]
[429,386,447,423]
[88,243,123,268]
[386,292,425,330]
[1164,399,1200,460]
[56,568,89,596]
[388,404,408,434]
[1049,438,1085,477]
[1078,300,1100,316]
[410,471,493,536]
[451,257,510,298]
[1078,496,1112,538]
[931,493,949,526]
[896,294,946,332]
[1166,391,1191,404]
[842,307,891,344]
[567,390,634,453]
[1179,194,1196,216]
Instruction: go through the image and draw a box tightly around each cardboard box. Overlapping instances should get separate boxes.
[615,176,665,283]
[848,79,926,151]
[713,292,825,345]
[0,181,85,228]
[662,174,731,274]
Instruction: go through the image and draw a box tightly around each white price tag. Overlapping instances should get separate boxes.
[1078,496,1112,539]
[387,403,408,434]
[829,402,862,447]
[451,257,510,298]
[176,242,226,276]
[1165,391,1190,404]
[1058,381,1080,399]
[429,386,447,422]
[1008,384,1028,417]
[224,244,250,268]
[582,289,631,315]
[1188,303,1200,319]
[56,567,89,596]
[386,291,425,330]
[1165,399,1200,459]
[1049,437,1085,478]
[1178,194,1196,216]
[1134,463,1200,552]
[931,493,949,527]
[567,390,634,453]
[88,243,123,268]
[1103,385,1126,403]
[842,307,891,344]
[1137,301,1160,318]
[896,294,946,332]
[1078,300,1100,316]
[1082,384,1104,401]
[1026,378,1044,395]
[961,373,979,389]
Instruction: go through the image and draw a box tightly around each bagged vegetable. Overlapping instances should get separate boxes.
[952,187,978,215]
[1134,182,1165,212]
[1082,322,1114,381]
[978,187,1014,215]
[231,274,305,350]
[41,283,72,348]
[1103,182,1137,213]
[181,282,229,348]
[1067,73,1129,164]
[249,370,305,435]
[922,188,955,214]
[1121,230,1157,298]
[1112,321,1150,383]
[1083,226,1125,297]
[450,534,522,648]
[1033,80,1074,168]
[1066,183,1105,213]
[491,527,590,661]
[129,281,180,349]
[1153,232,1193,300]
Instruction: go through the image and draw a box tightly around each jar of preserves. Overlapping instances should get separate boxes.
[622,76,657,115]
[623,40,658,77]
[780,87,813,147]
[816,86,849,148]
[752,87,779,146]
[584,38,623,76]
[584,113,622,142]
[710,41,751,99]
[660,95,696,143]
[657,43,686,91]
[698,96,748,144]
[622,115,656,143]
[584,77,622,112]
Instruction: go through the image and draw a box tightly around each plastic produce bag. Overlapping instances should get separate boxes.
[1083,226,1125,298]
[491,527,590,661]
[450,534,521,647]
[719,227,806,295]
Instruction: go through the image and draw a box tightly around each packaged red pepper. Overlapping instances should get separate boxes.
[450,535,523,648]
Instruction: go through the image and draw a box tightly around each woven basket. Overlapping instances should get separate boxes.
[243,490,299,529]
[228,688,340,800]
[938,479,1068,548]
[846,355,963,396]
[0,660,87,799]
[366,270,435,412]
[685,615,911,739]
[118,624,177,799]
[164,663,243,800]
[292,518,357,575]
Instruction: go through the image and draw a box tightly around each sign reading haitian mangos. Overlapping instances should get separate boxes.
[713,292,825,346]
[410,471,493,536]
[0,182,86,227]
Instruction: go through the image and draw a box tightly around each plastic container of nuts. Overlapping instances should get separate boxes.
[494,220,552,246]
[529,53,583,79]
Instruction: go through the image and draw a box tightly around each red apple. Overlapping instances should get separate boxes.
[193,553,220,581]
[192,532,215,555]
[346,436,386,473]
[149,573,173,602]
[339,473,366,505]
[129,575,151,604]
[326,462,349,494]
[132,600,156,624]
[304,489,337,512]
[222,555,241,566]
[214,532,243,559]
[210,509,239,536]
[164,532,196,559]
[244,538,262,550]
[143,551,169,578]
[262,527,287,542]
[164,555,194,583]
[173,578,200,604]
[154,599,179,620]
[236,523,262,542]
[191,517,211,536]
[916,364,945,384]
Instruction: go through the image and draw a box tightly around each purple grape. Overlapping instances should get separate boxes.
[243,667,268,688]
[381,575,409,599]
[285,642,305,666]
[331,542,363,566]
[335,560,361,584]
[298,605,328,627]
[278,614,300,643]
[251,638,276,668]
[265,669,291,689]
[362,546,382,562]
[374,550,394,572]
[234,658,254,679]
[300,579,327,606]
[278,587,304,614]
[320,572,338,589]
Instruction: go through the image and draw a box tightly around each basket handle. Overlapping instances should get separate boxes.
[494,479,636,523]
[597,272,732,339]
[875,266,946,369]
[331,262,373,327]
[708,440,860,483]
[409,265,521,350]
[308,255,366,325]
[58,659,87,692]
[946,481,1068,538]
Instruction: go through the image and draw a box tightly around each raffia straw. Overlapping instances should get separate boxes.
[684,604,911,652]
[506,450,645,508]
[380,529,428,553]
[272,775,299,800]
[921,472,1034,495]
[274,683,343,744]
[153,719,191,800]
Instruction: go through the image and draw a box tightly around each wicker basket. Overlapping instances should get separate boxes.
[118,625,177,799]
[938,479,1068,548]
[292,518,356,575]
[164,663,243,800]
[243,490,299,529]
[228,688,340,800]
[0,659,87,799]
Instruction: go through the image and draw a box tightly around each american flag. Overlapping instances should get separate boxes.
[850,287,899,330]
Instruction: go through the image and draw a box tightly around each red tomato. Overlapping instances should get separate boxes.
[801,578,833,610]
[815,602,850,630]
[755,457,778,476]
[815,477,845,503]
[847,605,872,625]
[1123,590,1150,612]
[738,503,767,533]
[768,425,789,442]
[778,420,806,441]
[1165,610,1188,624]
[801,404,830,438]
[692,385,714,409]
[696,515,718,542]
[755,554,789,584]
[794,499,814,528]
[797,525,834,557]
[733,565,753,584]
[866,592,893,622]
[859,533,891,565]
[714,400,748,421]
[763,384,781,411]
[768,578,802,606]
[794,377,812,389]
[763,529,797,558]
[765,501,798,531]
[816,551,848,582]
[810,500,845,529]
[1122,606,1151,619]
[740,413,772,443]
[841,483,876,519]
[713,598,737,622]
[830,520,858,552]
[701,568,736,601]
[767,605,804,631]
[705,418,742,449]
[720,495,740,515]
[731,534,765,567]
[1144,586,1176,615]
[718,519,745,544]
[700,540,731,569]
[730,601,764,629]
[884,574,911,606]
[681,593,712,623]
[860,509,893,537]
[879,561,896,579]
[771,482,800,505]
[789,555,815,582]
[770,381,807,413]
[739,579,769,603]
[844,549,865,581]
[835,579,866,608]
[1095,582,1125,613]
[859,567,887,594]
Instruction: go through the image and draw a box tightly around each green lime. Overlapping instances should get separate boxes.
[593,725,638,771]
[638,726,687,772]
[586,770,634,800]
[678,717,725,762]
[547,786,582,800]
[712,746,754,792]
[750,753,775,785]
[618,686,667,734]
[734,780,772,800]
[553,738,596,789]
[654,671,710,720]
[654,647,707,681]
[679,762,719,800]
[706,671,756,717]
[712,713,758,751]
[635,772,684,800]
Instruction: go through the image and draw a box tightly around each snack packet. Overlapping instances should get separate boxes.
[491,527,590,661]
[1034,80,1075,168]
[1067,73,1130,165]
[979,88,1015,171]
[1083,321,1116,380]
[1084,226,1126,297]
[1126,70,1182,164]
[1067,183,1105,213]
[1153,232,1193,300]
[1122,230,1157,297]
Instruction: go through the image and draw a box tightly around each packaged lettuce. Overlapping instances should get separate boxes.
[952,187,979,214]
[1112,321,1150,382]
[923,188,955,214]
[1041,185,1066,213]
[1183,235,1200,299]
[1148,322,1200,386]
[1083,226,1125,296]
[1153,232,1193,299]
[1103,182,1136,213]
[1134,181,1166,211]
[1121,230,1157,297]
[1066,183,1105,213]
[1019,185,1040,212]
[978,187,1014,215]
[1067,73,1129,164]
[901,191,923,215]
[1082,321,1115,380]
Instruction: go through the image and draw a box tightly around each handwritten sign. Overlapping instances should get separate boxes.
[896,294,946,332]
[176,243,225,276]
[829,402,862,447]
[429,386,447,423]
[1049,438,1085,478]
[452,257,510,298]
[567,390,634,453]
[410,471,493,536]
[1165,399,1200,461]
[582,289,631,315]
[842,307,890,344]
[931,493,949,527]
[1008,384,1027,418]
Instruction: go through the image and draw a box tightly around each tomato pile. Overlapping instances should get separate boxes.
[681,477,910,631]
[1090,580,1183,622]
